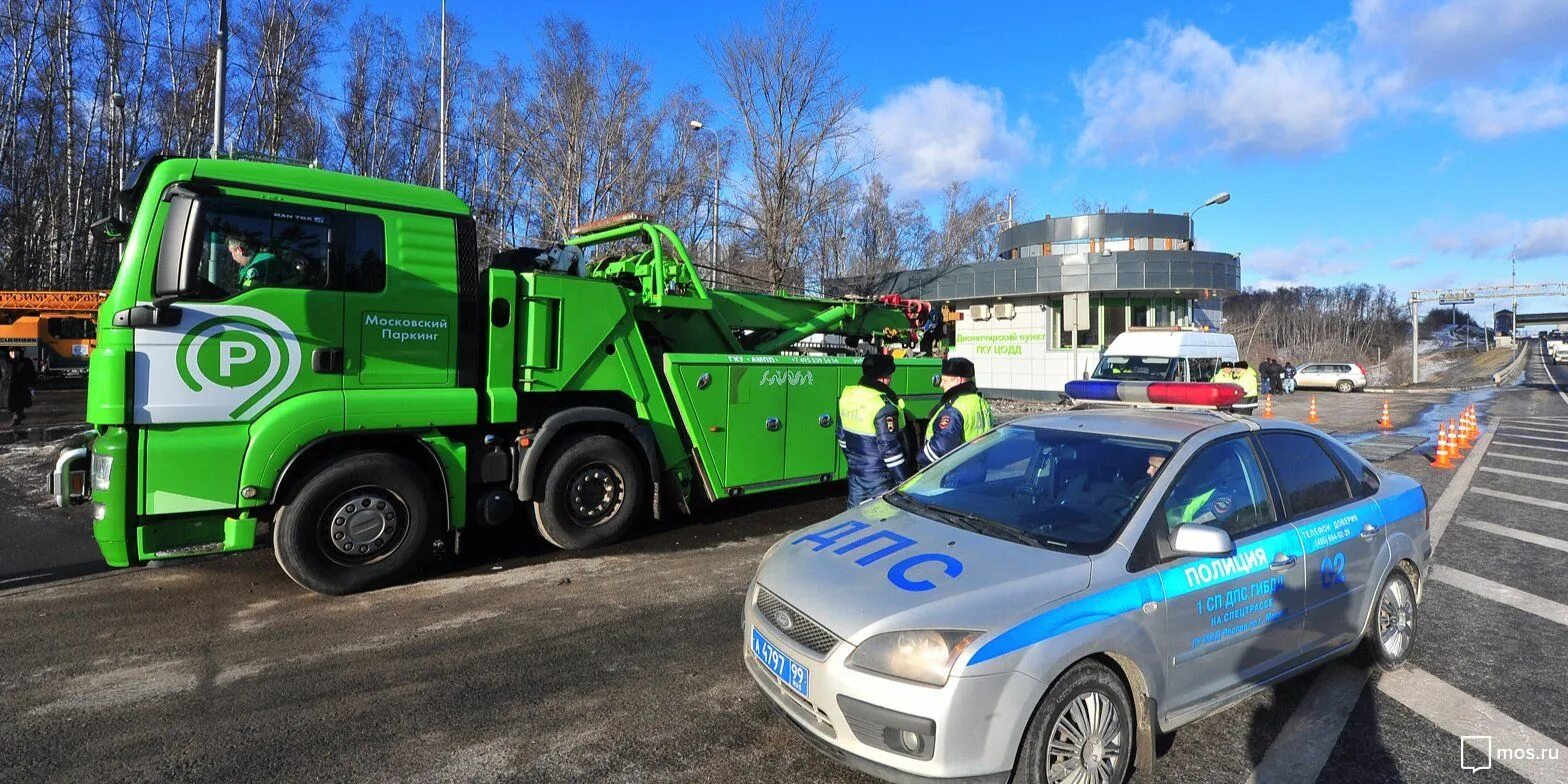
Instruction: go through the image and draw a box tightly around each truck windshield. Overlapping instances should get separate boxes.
[890,425,1174,554]
[1092,355,1177,381]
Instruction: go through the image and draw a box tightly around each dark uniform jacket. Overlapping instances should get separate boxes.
[919,381,994,467]
[837,378,913,506]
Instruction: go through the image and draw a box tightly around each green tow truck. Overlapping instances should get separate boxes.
[51,155,939,594]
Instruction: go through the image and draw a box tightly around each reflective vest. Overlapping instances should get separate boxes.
[920,387,993,466]
[837,383,912,505]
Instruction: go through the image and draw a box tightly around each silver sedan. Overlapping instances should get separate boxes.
[744,408,1430,784]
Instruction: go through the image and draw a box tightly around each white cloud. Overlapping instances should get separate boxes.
[1390,256,1423,269]
[1352,0,1568,85]
[1243,239,1359,285]
[1073,21,1373,162]
[1424,212,1568,260]
[1440,78,1568,139]
[862,78,1034,193]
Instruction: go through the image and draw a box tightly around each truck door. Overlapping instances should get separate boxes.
[338,209,464,428]
[134,189,344,514]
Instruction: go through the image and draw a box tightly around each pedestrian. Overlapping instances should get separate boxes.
[1266,358,1285,397]
[1258,358,1274,395]
[837,354,914,507]
[919,357,994,467]
[7,347,37,426]
[1283,362,1298,394]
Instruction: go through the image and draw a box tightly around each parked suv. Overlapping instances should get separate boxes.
[1293,362,1368,393]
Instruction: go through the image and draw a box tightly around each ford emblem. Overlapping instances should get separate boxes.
[771,609,795,632]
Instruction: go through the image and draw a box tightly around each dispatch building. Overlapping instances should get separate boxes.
[832,210,1242,398]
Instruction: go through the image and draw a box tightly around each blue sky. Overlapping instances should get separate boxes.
[377,0,1568,321]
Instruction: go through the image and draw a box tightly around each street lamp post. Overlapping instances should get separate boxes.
[688,120,719,287]
[1188,191,1231,249]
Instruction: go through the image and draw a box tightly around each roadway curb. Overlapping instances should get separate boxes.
[0,423,89,446]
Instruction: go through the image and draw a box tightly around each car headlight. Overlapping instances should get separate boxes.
[847,630,982,687]
[91,452,113,491]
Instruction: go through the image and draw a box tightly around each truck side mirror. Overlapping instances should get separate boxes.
[152,191,204,299]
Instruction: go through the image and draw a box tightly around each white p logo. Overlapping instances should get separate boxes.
[220,341,257,378]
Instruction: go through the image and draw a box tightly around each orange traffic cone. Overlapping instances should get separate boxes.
[1378,399,1393,430]
[1307,395,1320,424]
[1433,424,1454,469]
[1262,394,1275,418]
[1453,415,1472,450]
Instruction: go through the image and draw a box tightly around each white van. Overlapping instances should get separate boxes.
[1090,328,1241,383]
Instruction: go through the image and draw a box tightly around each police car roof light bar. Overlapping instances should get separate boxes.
[1064,380,1246,409]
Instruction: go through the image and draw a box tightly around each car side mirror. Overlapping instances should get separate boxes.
[1170,523,1235,557]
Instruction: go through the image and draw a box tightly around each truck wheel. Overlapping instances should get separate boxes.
[273,452,433,595]
[534,435,647,550]
[1014,660,1134,784]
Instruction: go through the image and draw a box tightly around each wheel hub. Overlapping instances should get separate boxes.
[1046,692,1123,784]
[329,491,400,557]
[567,464,624,527]
[1378,579,1414,658]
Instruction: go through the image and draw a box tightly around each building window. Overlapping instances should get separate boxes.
[1103,296,1127,340]
[1131,297,1150,328]
[1053,297,1102,349]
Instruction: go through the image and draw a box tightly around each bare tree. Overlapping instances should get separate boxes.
[706,0,865,288]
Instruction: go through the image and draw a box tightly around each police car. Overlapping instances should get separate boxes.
[743,382,1430,784]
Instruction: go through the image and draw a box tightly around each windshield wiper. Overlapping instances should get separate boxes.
[925,504,1047,549]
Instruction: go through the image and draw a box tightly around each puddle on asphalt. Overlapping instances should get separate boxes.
[1336,386,1501,447]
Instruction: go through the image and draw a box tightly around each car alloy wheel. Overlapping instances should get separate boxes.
[1045,691,1126,784]
[1377,574,1415,661]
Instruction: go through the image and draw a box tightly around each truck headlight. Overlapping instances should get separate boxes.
[91,452,113,491]
[847,630,982,687]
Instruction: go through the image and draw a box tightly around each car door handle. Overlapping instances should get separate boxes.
[312,347,344,374]
[1359,523,1381,539]
[1270,553,1297,570]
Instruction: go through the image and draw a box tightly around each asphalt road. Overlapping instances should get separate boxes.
[1,348,1565,783]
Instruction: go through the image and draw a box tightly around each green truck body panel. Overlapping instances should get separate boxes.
[74,157,945,571]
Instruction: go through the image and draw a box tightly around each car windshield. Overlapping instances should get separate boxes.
[1092,355,1176,381]
[890,425,1176,553]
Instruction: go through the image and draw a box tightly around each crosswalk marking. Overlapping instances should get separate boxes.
[1502,424,1568,434]
[1491,452,1566,466]
[1240,663,1367,784]
[1501,433,1568,443]
[1479,466,1568,486]
[1472,487,1568,512]
[1493,440,1568,454]
[1459,520,1568,554]
[1377,667,1568,784]
[1433,566,1568,627]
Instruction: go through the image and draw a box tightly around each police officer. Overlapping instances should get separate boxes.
[919,357,993,467]
[837,354,913,506]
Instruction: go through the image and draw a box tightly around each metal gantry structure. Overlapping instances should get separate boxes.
[1408,282,1568,382]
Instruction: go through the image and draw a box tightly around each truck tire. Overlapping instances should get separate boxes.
[533,434,647,550]
[1014,660,1135,784]
[273,451,433,595]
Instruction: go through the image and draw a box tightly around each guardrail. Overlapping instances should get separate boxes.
[1491,339,1531,385]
